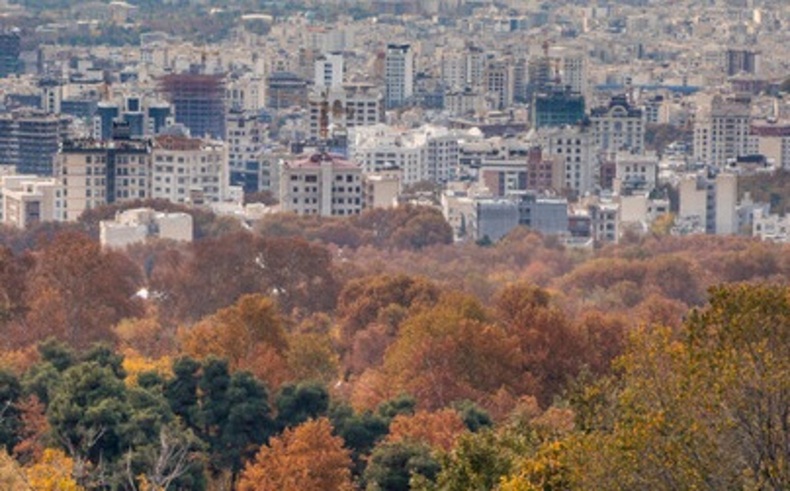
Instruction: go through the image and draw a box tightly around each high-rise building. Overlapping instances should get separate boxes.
[307,83,384,140]
[0,31,21,78]
[266,71,308,110]
[385,44,414,109]
[541,124,597,195]
[151,134,228,205]
[531,89,585,129]
[0,110,72,175]
[158,74,226,139]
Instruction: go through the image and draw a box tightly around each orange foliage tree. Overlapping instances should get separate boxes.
[179,294,290,388]
[23,231,143,350]
[387,409,468,452]
[237,418,353,491]
[361,292,526,411]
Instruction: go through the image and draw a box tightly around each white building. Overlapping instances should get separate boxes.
[55,138,153,221]
[590,95,645,154]
[350,124,459,184]
[0,175,61,227]
[279,152,363,217]
[307,83,384,140]
[226,110,267,192]
[385,44,414,109]
[614,152,658,194]
[314,52,344,90]
[752,208,790,242]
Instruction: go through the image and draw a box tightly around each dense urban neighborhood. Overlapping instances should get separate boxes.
[0,0,788,490]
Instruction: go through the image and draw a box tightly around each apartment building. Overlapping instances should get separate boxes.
[279,152,363,217]
[151,134,228,205]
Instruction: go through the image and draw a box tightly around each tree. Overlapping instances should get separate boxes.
[24,448,83,491]
[237,418,353,491]
[178,294,288,383]
[0,370,21,453]
[387,409,467,452]
[285,333,339,384]
[495,283,585,406]
[166,358,274,477]
[329,403,389,476]
[275,381,329,431]
[0,449,27,489]
[363,441,440,491]
[24,231,143,350]
[370,292,524,411]
[571,284,790,490]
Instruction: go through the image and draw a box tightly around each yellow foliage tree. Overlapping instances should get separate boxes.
[0,450,27,489]
[25,448,83,491]
[121,349,173,387]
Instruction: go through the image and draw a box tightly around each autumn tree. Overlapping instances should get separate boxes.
[237,418,353,491]
[570,284,790,490]
[178,294,289,387]
[368,292,524,410]
[25,448,83,491]
[386,409,467,452]
[23,231,144,350]
[495,283,584,406]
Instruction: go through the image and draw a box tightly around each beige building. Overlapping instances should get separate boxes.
[694,95,754,167]
[100,207,193,249]
[364,171,401,209]
[151,135,228,205]
[280,152,363,217]
[55,138,152,221]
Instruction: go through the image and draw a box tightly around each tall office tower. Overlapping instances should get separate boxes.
[0,110,71,175]
[314,52,344,90]
[693,94,753,167]
[146,103,173,135]
[0,31,21,78]
[158,74,226,139]
[385,44,414,109]
[725,48,760,77]
[590,95,645,154]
